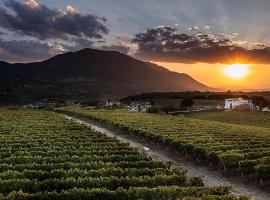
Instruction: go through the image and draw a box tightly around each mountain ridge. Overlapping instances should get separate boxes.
[0,48,210,104]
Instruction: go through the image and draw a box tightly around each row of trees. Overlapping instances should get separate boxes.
[1,186,245,200]
[0,109,243,199]
[67,109,270,183]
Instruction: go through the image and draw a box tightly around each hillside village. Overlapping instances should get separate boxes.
[22,95,270,114]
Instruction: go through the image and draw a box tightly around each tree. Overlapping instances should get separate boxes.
[147,107,159,114]
[251,96,270,108]
[180,98,194,107]
[81,100,99,107]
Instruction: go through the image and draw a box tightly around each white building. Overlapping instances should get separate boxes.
[128,102,152,112]
[262,107,270,112]
[105,100,121,107]
[23,102,47,109]
[224,98,253,110]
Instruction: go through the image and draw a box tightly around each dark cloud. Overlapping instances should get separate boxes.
[100,44,130,54]
[65,38,94,52]
[0,0,108,40]
[133,26,270,64]
[0,37,131,63]
[0,0,110,62]
[0,38,64,63]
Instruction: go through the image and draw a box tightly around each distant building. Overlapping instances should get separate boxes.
[23,102,47,109]
[128,102,152,112]
[262,107,270,112]
[224,98,253,110]
[98,99,121,107]
[106,99,121,107]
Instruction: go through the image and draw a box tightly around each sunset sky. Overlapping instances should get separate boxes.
[1,0,270,90]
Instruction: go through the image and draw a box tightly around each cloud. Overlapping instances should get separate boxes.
[132,26,270,64]
[231,32,239,36]
[0,0,110,62]
[65,38,94,52]
[26,0,39,8]
[188,25,199,31]
[0,0,108,40]
[100,44,130,54]
[0,38,65,63]
[66,5,78,14]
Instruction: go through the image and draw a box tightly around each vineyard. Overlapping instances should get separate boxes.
[61,108,270,185]
[0,109,247,199]
[185,111,270,128]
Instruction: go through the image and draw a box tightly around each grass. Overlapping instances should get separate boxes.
[185,111,270,128]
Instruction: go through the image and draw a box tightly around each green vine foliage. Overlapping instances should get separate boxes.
[62,108,270,182]
[0,109,248,199]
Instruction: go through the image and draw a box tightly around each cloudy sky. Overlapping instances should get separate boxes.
[1,0,270,89]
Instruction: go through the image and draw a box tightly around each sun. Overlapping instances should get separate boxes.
[223,64,250,79]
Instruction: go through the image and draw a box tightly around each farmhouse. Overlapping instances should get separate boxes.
[224,98,253,110]
[105,99,121,107]
[262,107,270,112]
[98,99,121,107]
[23,102,47,109]
[128,102,152,112]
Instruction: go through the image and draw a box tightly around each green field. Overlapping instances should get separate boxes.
[62,108,270,184]
[185,111,270,128]
[0,109,245,200]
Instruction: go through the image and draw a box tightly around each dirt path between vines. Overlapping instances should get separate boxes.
[62,114,269,200]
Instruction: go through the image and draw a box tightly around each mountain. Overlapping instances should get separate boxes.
[0,48,210,104]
